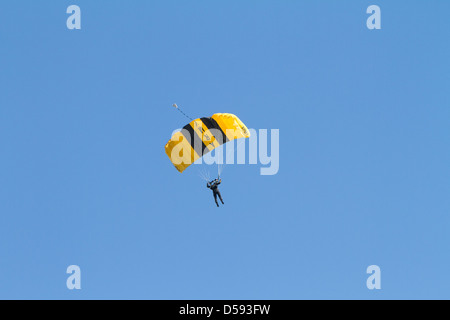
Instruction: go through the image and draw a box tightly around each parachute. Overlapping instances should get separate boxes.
[165,113,250,173]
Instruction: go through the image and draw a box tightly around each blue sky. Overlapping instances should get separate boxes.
[0,1,449,299]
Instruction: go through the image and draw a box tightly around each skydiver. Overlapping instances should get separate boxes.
[207,178,224,207]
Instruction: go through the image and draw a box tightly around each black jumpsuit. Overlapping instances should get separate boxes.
[207,180,224,207]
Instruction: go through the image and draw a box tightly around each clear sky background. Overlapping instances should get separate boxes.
[1,1,449,299]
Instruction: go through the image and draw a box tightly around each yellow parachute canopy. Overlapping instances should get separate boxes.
[165,113,250,173]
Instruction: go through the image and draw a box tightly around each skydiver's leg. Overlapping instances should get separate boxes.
[214,192,219,207]
[217,191,224,204]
